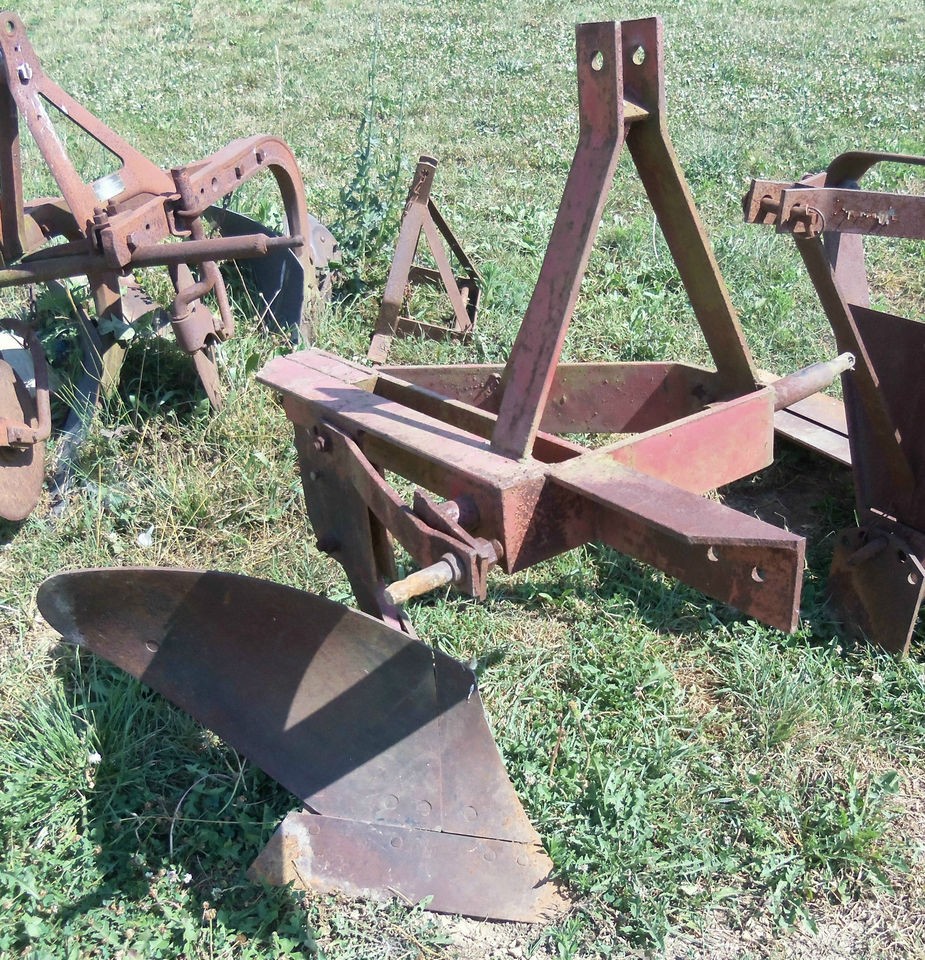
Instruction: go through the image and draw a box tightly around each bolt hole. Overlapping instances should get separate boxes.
[145,640,160,653]
[707,546,719,562]
[897,550,907,564]
[632,45,646,65]
[590,50,604,71]
[909,573,919,586]
[751,567,765,583]
[4,20,15,34]
[211,176,219,190]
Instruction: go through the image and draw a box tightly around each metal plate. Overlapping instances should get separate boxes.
[829,527,925,657]
[36,568,538,843]
[0,355,43,521]
[250,810,567,923]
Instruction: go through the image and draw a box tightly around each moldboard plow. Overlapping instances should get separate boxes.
[0,10,331,521]
[37,16,909,923]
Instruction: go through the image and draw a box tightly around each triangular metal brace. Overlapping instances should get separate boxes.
[368,156,481,363]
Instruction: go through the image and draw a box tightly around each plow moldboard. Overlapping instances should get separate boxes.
[37,568,567,921]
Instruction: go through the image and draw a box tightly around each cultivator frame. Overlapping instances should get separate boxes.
[745,151,925,654]
[0,9,319,520]
[262,18,852,636]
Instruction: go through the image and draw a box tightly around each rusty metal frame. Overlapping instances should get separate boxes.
[261,17,854,639]
[745,151,925,654]
[0,10,314,401]
[368,155,481,363]
[0,9,319,519]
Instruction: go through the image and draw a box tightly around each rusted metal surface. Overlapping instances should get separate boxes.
[829,527,925,656]
[260,16,836,638]
[0,10,325,516]
[746,150,925,654]
[369,156,480,363]
[34,13,890,929]
[251,812,567,923]
[0,319,46,519]
[36,567,562,921]
[491,23,632,460]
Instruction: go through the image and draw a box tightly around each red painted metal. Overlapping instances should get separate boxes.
[0,317,47,519]
[34,14,873,926]
[261,17,850,637]
[0,9,322,516]
[746,150,925,654]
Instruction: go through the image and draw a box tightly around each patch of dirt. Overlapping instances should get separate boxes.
[432,914,546,960]
[720,443,854,545]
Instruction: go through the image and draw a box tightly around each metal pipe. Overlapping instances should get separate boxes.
[770,352,855,411]
[0,234,302,289]
[383,554,463,606]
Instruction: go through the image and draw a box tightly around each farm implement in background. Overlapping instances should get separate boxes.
[0,10,331,521]
[368,155,481,363]
[38,15,917,924]
[745,151,925,655]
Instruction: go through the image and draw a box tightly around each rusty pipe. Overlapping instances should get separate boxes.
[383,554,464,606]
[771,352,855,411]
[0,233,302,290]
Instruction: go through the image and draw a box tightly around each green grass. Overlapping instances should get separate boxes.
[2,0,925,957]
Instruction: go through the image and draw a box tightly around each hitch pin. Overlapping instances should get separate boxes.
[384,554,464,607]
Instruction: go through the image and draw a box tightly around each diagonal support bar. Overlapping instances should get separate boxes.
[490,22,628,460]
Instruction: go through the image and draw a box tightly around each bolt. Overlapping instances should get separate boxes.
[313,434,330,453]
[17,62,31,83]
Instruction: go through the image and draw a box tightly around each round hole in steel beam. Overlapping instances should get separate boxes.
[632,45,646,65]
[707,546,719,562]
[4,20,15,34]
[909,573,919,586]
[590,50,604,71]
[751,567,765,583]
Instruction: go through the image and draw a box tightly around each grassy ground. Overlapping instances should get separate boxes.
[2,0,924,957]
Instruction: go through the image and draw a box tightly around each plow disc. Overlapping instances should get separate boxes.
[36,568,567,922]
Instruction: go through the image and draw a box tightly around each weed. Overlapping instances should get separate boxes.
[329,28,408,297]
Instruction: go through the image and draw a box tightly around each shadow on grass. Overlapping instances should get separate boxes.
[1,650,318,957]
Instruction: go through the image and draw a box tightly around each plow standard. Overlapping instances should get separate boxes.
[35,15,925,925]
